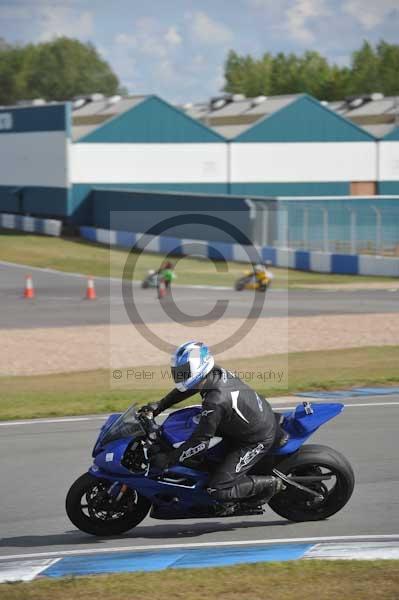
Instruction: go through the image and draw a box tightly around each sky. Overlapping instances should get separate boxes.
[0,0,398,103]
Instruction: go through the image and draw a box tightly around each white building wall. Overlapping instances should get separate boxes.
[379,141,399,181]
[70,143,228,184]
[230,142,377,183]
[0,131,68,187]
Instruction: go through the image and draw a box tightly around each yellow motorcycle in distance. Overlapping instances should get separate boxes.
[234,265,274,292]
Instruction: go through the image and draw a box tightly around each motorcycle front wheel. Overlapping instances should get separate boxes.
[268,444,355,522]
[66,473,151,536]
[234,276,251,291]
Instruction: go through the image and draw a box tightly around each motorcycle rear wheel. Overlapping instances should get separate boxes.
[268,444,355,522]
[66,473,151,536]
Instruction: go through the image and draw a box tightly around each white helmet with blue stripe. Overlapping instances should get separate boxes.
[171,341,215,392]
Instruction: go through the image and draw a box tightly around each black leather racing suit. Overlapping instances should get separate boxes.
[155,366,280,501]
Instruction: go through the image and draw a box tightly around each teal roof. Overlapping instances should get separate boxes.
[76,95,224,143]
[234,95,375,143]
[383,126,399,141]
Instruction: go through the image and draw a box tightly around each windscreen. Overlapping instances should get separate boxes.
[100,405,146,446]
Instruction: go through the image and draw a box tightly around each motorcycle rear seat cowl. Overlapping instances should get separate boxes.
[283,403,344,436]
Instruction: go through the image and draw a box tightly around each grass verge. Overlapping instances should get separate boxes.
[2,560,399,600]
[1,346,398,421]
[0,231,396,288]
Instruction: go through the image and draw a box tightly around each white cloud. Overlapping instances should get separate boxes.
[112,19,186,94]
[343,0,399,30]
[37,5,93,41]
[190,11,233,45]
[248,0,331,44]
[164,26,182,46]
[0,1,94,41]
[114,32,136,49]
[284,0,331,43]
[114,18,183,59]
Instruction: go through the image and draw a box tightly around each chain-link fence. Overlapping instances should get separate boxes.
[252,198,399,256]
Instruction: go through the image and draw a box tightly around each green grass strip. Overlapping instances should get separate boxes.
[1,560,399,599]
[1,346,398,421]
[0,231,396,288]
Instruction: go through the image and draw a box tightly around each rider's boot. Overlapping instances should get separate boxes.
[209,475,285,510]
[245,475,286,504]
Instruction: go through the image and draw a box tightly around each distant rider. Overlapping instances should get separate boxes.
[158,260,175,291]
[141,341,287,508]
[253,261,274,291]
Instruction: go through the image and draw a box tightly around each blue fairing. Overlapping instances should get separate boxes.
[275,402,344,455]
[162,405,203,446]
[162,403,344,455]
[92,413,122,457]
[94,438,134,476]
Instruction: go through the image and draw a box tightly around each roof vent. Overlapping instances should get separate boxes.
[251,95,267,107]
[210,94,235,111]
[349,98,364,109]
[371,93,384,101]
[73,98,86,110]
[90,93,105,102]
[232,94,245,102]
[32,98,46,106]
[107,94,122,106]
[211,98,227,110]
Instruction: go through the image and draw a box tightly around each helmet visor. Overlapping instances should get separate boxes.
[171,362,192,386]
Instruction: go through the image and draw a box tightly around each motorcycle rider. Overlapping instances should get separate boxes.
[141,341,287,506]
[253,261,274,291]
[158,260,175,291]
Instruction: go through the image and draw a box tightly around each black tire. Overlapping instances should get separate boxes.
[268,444,355,522]
[235,276,250,291]
[66,473,151,536]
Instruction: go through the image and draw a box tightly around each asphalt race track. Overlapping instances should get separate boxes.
[1,261,398,329]
[0,396,398,559]
[1,261,398,560]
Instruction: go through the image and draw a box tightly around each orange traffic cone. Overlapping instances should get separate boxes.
[85,276,96,300]
[24,275,35,299]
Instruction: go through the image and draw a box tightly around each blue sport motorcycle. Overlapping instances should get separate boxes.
[66,402,355,536]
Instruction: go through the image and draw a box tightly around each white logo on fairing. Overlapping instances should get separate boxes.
[235,443,264,473]
[179,442,206,462]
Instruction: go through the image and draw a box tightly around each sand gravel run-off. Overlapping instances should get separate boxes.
[1,312,396,376]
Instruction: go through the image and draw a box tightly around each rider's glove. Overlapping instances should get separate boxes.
[139,402,161,417]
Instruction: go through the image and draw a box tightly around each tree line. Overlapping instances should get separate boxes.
[0,37,398,107]
[223,41,399,100]
[0,37,120,105]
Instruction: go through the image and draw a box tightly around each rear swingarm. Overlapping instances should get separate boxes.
[273,468,324,501]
